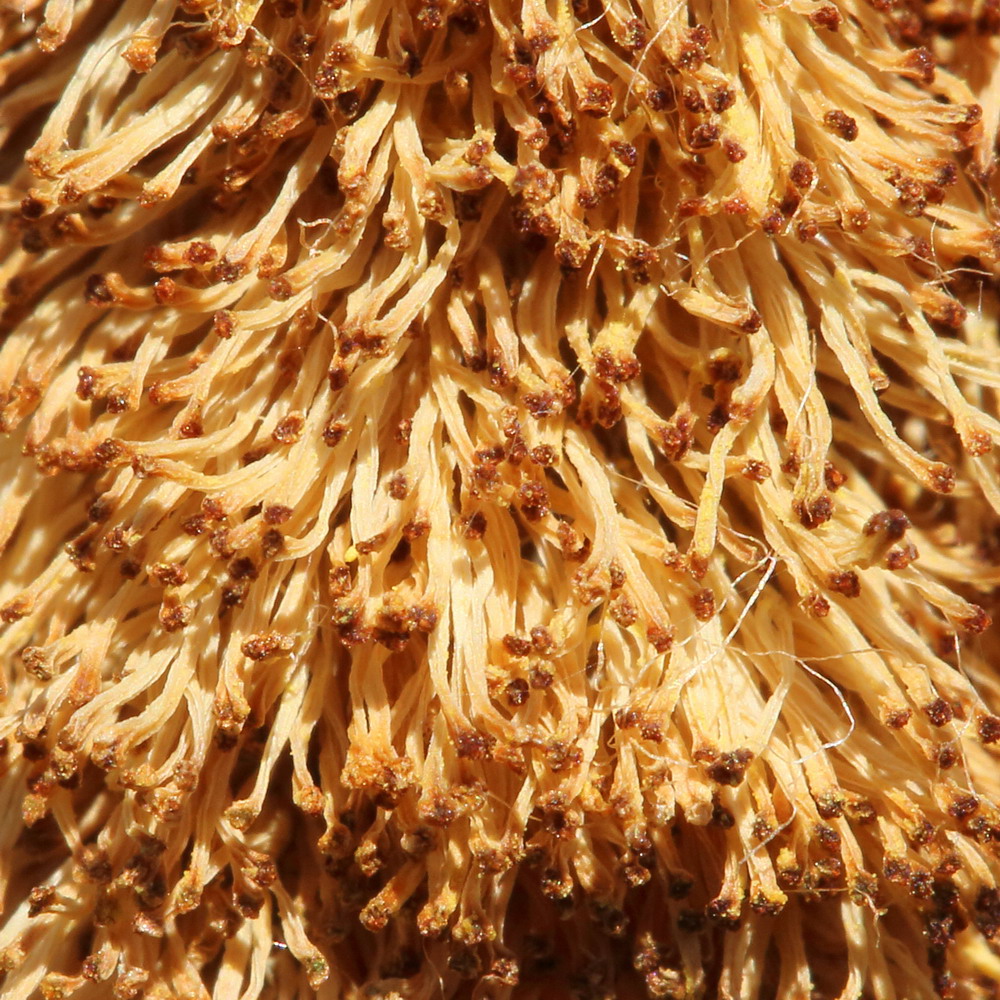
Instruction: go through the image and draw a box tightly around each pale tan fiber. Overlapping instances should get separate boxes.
[0,0,999,998]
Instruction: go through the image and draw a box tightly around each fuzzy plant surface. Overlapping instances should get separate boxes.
[1,1,1000,998]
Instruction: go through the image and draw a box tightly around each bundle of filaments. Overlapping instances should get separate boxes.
[0,1,999,997]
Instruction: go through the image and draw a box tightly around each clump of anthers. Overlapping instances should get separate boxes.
[0,0,999,997]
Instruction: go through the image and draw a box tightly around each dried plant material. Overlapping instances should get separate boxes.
[0,1,999,997]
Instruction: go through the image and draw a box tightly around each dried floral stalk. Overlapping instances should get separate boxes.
[0,0,999,997]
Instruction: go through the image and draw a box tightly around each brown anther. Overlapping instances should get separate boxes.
[355,532,387,555]
[28,886,57,917]
[741,459,770,482]
[463,511,487,539]
[903,46,935,84]
[927,463,956,494]
[885,708,912,729]
[828,571,861,598]
[323,420,347,446]
[241,631,294,660]
[688,123,720,149]
[159,600,193,632]
[823,462,847,491]
[387,473,409,499]
[690,588,715,621]
[958,606,991,634]
[528,626,554,654]
[949,794,980,820]
[804,592,830,617]
[272,413,304,445]
[646,623,674,652]
[151,562,187,586]
[809,4,841,29]
[503,634,532,657]
[263,504,292,525]
[823,110,858,141]
[84,274,115,306]
[506,678,530,706]
[723,138,747,162]
[978,715,1000,743]
[795,495,833,528]
[402,517,429,540]
[707,748,754,786]
[518,481,550,520]
[213,310,235,338]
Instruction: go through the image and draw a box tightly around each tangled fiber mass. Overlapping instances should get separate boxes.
[1,0,1000,997]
